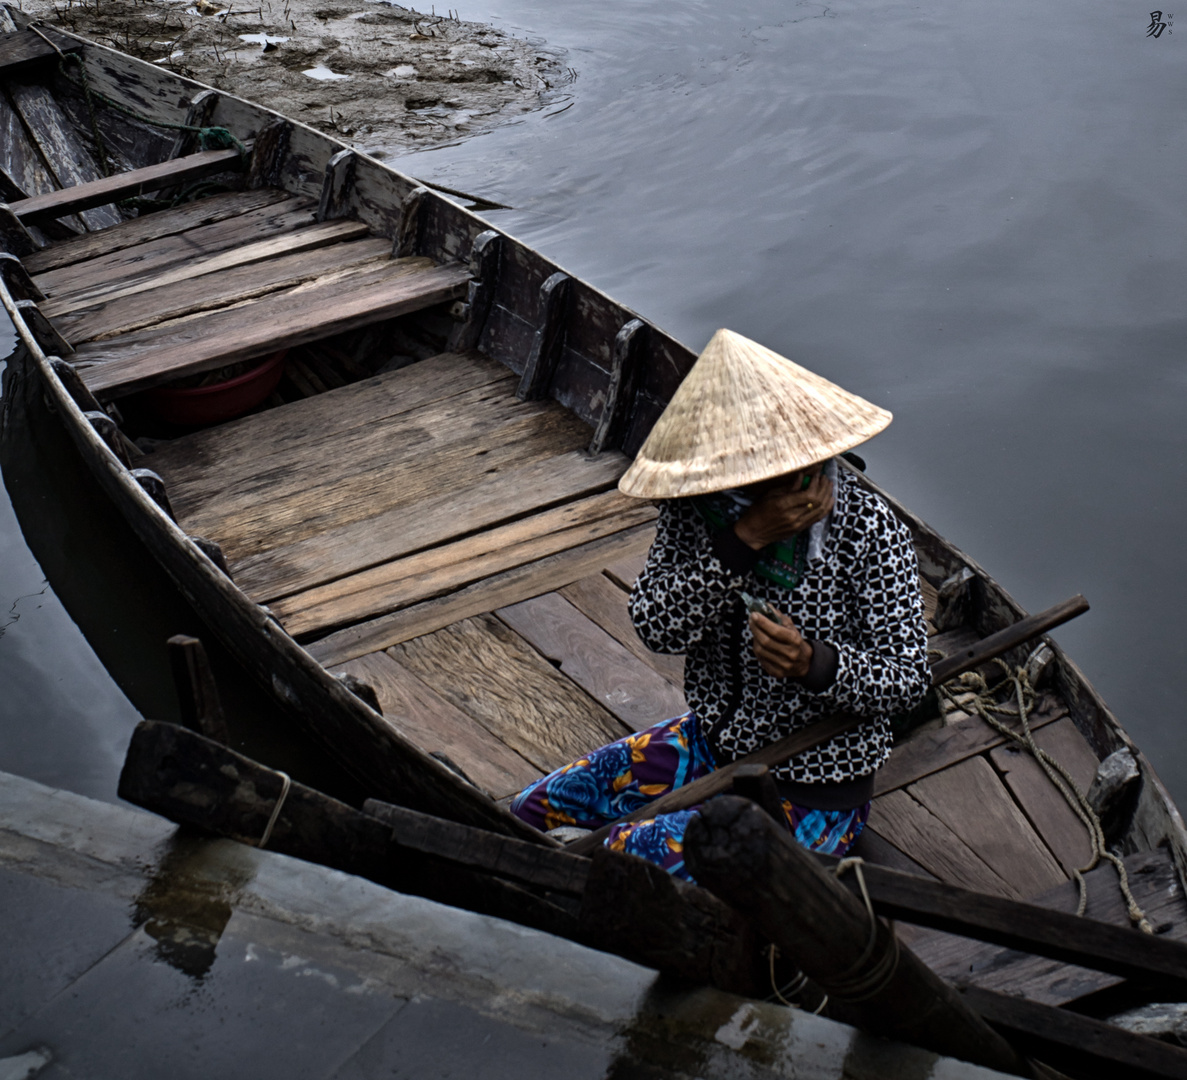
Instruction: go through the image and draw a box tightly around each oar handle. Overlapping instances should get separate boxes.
[928,594,1088,686]
[566,594,1088,856]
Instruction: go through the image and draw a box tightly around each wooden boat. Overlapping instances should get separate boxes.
[3,9,1187,1071]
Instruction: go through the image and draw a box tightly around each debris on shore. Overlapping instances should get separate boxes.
[25,0,573,154]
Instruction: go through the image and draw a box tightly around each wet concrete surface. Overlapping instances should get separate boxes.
[0,770,1013,1080]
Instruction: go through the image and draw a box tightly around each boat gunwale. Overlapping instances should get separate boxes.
[1,16,1184,890]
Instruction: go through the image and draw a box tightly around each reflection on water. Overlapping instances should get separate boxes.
[1,0,1185,810]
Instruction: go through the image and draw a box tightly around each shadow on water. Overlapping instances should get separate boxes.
[0,341,368,809]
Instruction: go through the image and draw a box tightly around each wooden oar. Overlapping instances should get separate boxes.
[566,594,1088,856]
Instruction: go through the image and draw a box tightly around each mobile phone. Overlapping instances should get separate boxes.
[739,591,777,619]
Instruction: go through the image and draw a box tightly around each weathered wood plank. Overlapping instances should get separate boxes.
[246,117,291,190]
[0,27,81,74]
[175,389,593,561]
[148,349,510,488]
[874,695,1065,796]
[57,235,390,344]
[80,260,470,399]
[272,491,656,637]
[867,789,1019,898]
[908,755,1068,898]
[589,318,646,455]
[45,216,372,320]
[390,613,630,774]
[0,202,39,255]
[307,524,657,666]
[13,145,246,225]
[825,855,1187,994]
[517,271,571,401]
[603,549,648,591]
[8,79,122,230]
[22,188,292,274]
[235,448,628,604]
[989,717,1102,877]
[0,86,85,236]
[336,651,541,798]
[961,985,1187,1080]
[316,148,356,222]
[559,573,685,686]
[446,228,501,353]
[32,195,314,299]
[496,592,686,731]
[905,849,1187,1007]
[363,798,586,896]
[18,341,545,843]
[166,633,230,744]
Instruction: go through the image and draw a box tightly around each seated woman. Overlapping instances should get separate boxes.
[510,329,930,879]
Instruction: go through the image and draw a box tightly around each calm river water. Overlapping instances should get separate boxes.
[2,0,1185,809]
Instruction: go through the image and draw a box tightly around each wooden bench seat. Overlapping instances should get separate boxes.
[78,257,470,399]
[11,145,248,225]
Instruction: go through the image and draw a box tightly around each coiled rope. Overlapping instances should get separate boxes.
[766,856,901,1013]
[937,662,1152,933]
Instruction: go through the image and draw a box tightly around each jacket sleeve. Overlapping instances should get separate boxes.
[816,498,931,719]
[628,500,753,655]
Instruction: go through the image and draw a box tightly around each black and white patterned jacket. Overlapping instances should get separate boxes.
[628,466,929,785]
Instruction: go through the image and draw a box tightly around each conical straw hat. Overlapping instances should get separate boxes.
[618,329,892,499]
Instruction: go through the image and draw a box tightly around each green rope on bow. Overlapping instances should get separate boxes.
[45,43,247,212]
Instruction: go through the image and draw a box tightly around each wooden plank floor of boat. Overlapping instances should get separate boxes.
[148,342,1124,907]
[31,187,470,400]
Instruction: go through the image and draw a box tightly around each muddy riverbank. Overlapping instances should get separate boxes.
[21,0,571,154]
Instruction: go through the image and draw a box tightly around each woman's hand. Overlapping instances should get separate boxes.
[734,472,834,550]
[750,608,813,678]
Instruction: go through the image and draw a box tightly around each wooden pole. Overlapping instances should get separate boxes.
[166,634,230,745]
[684,796,1032,1077]
[569,594,1089,856]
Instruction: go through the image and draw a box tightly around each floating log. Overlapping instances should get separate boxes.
[684,796,1030,1076]
[167,634,230,744]
[569,594,1090,854]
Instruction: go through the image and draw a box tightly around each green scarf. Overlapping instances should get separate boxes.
[692,492,808,590]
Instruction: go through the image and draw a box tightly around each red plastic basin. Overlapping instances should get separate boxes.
[143,350,288,426]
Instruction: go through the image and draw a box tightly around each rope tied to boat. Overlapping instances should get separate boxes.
[257,770,291,849]
[822,856,901,1003]
[937,662,1153,933]
[28,26,247,211]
